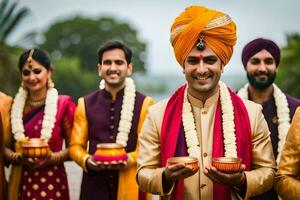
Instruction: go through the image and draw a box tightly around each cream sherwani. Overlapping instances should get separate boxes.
[137,89,276,200]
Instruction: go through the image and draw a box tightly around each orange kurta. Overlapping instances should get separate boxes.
[0,92,12,200]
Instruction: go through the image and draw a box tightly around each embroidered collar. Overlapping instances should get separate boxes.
[99,77,136,147]
[237,83,290,163]
[187,88,219,108]
[11,87,58,142]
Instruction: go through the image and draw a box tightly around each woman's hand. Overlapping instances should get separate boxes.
[21,150,69,170]
[21,155,49,170]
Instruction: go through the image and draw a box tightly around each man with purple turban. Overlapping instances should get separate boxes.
[137,6,276,200]
[237,37,300,200]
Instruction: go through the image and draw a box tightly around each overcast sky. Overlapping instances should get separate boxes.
[9,0,300,77]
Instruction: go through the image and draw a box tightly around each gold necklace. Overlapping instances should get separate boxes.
[26,98,46,107]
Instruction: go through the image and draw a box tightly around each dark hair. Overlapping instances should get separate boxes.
[97,40,132,64]
[18,48,52,71]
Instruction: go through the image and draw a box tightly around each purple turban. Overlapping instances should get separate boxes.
[242,38,280,68]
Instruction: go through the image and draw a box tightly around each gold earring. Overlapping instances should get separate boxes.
[47,78,55,88]
[21,82,27,90]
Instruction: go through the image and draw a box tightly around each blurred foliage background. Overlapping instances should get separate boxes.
[41,17,147,72]
[0,0,148,100]
[1,0,300,101]
[276,34,300,98]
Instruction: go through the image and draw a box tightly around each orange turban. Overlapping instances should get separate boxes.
[170,6,237,66]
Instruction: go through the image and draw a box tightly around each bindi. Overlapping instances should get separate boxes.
[197,54,204,60]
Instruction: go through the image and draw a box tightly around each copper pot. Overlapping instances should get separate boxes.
[21,138,50,158]
[212,157,242,173]
[93,143,128,163]
[167,156,199,172]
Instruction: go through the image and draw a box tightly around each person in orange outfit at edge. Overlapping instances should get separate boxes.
[69,40,154,200]
[136,5,276,200]
[4,48,76,200]
[274,107,300,200]
[0,92,12,200]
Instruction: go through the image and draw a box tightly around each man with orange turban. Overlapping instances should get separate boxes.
[137,5,276,200]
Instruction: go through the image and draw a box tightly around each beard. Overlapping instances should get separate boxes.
[247,71,276,90]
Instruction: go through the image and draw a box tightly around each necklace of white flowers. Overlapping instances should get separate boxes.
[11,87,58,142]
[99,77,136,147]
[182,81,237,158]
[237,83,290,163]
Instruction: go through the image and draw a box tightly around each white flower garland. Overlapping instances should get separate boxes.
[99,77,136,147]
[237,83,290,163]
[182,81,237,158]
[11,87,58,142]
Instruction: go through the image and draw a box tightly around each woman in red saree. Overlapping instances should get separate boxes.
[5,48,76,200]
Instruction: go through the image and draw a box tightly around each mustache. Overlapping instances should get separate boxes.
[106,69,119,75]
[253,71,269,76]
[191,72,213,81]
[193,71,212,77]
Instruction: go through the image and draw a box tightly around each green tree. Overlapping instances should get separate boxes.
[0,0,30,45]
[276,33,300,98]
[52,56,99,100]
[0,0,30,95]
[0,45,22,95]
[41,16,147,72]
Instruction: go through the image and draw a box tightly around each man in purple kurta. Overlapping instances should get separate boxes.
[70,41,154,200]
[237,38,300,200]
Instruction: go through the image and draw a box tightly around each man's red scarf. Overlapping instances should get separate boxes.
[160,84,252,200]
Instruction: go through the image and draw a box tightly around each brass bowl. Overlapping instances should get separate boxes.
[167,156,199,172]
[93,143,128,163]
[212,157,242,173]
[21,138,50,158]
